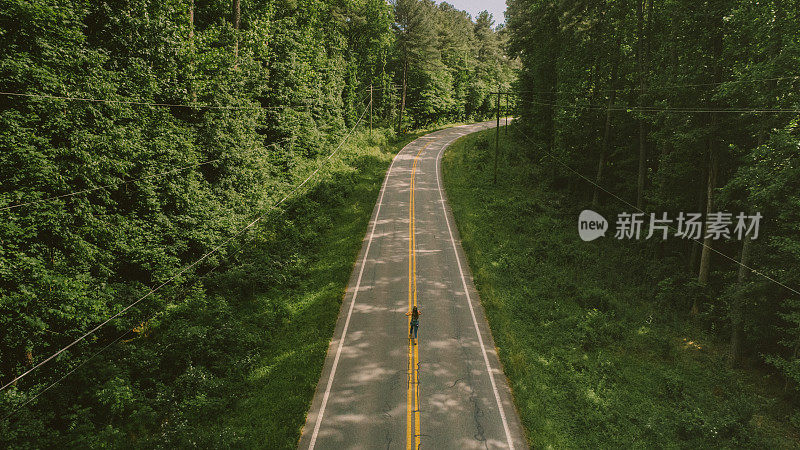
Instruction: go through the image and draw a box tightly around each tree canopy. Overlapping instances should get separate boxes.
[0,0,516,445]
[507,0,800,392]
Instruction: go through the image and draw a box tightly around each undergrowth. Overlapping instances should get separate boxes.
[1,127,426,448]
[441,127,799,448]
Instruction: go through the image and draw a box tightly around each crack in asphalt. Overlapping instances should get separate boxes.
[470,388,489,448]
[298,122,519,449]
[382,371,400,450]
[454,300,489,448]
[384,429,392,450]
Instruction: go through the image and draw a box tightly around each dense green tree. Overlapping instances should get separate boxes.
[393,0,439,129]
[0,0,517,444]
[507,0,800,390]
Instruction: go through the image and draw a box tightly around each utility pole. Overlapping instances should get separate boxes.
[490,87,513,184]
[398,61,408,132]
[494,87,501,184]
[369,83,373,139]
[505,93,509,135]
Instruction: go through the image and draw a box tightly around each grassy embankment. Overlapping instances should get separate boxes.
[192,125,457,447]
[5,127,436,448]
[1,122,478,448]
[441,127,799,448]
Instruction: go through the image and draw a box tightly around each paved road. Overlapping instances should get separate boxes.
[298,122,527,450]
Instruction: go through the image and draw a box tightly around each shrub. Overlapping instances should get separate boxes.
[576,287,615,312]
[576,309,625,351]
[654,276,704,318]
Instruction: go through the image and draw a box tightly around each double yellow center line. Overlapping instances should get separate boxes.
[407,143,427,450]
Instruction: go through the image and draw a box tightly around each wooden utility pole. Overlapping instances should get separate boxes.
[398,61,408,132]
[369,84,373,138]
[490,88,513,184]
[494,88,501,184]
[505,93,509,135]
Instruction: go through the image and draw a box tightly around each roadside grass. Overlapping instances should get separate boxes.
[191,126,447,447]
[441,127,799,448]
[0,124,485,448]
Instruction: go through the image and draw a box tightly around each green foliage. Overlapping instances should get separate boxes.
[0,0,515,444]
[0,125,412,446]
[766,296,800,390]
[507,0,800,400]
[442,127,798,448]
[393,0,517,128]
[655,276,705,318]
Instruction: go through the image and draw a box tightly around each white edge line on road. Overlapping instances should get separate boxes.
[434,124,516,450]
[307,141,406,450]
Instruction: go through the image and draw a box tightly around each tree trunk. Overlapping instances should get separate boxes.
[592,39,620,208]
[689,239,700,272]
[688,168,706,272]
[586,54,599,202]
[729,233,752,367]
[233,0,241,62]
[693,4,724,314]
[636,0,647,209]
[398,60,407,132]
[636,118,646,207]
[695,141,718,309]
[544,8,559,181]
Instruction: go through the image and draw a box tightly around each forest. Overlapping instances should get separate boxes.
[489,0,799,444]
[507,0,800,380]
[0,0,514,446]
[3,0,800,447]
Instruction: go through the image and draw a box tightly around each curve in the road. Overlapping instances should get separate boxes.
[299,122,526,450]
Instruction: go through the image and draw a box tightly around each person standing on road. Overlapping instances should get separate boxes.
[406,306,421,342]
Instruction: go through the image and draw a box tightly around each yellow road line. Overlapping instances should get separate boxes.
[413,332,420,448]
[407,144,427,450]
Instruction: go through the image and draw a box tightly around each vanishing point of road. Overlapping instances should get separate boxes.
[298,122,527,449]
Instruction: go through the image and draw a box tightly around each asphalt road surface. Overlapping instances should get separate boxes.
[298,121,527,449]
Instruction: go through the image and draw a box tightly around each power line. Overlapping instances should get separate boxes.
[0,81,392,111]
[1,159,218,212]
[0,101,371,394]
[0,139,295,213]
[0,260,224,422]
[2,171,299,420]
[0,91,314,111]
[354,90,371,106]
[512,126,800,299]
[516,97,800,114]
[363,85,399,92]
[515,75,800,95]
